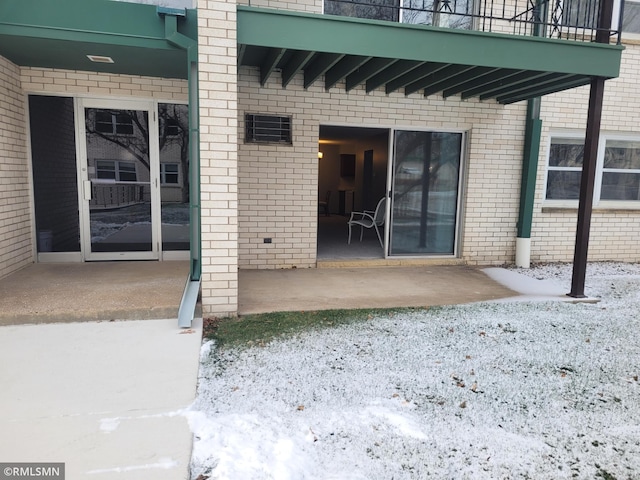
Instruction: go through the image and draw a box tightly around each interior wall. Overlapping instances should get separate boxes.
[318,133,389,214]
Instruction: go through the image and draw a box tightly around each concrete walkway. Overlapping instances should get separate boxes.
[0,317,203,480]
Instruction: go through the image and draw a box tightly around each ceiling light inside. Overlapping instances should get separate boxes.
[87,55,114,64]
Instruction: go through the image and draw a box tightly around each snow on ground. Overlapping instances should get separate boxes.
[187,263,640,480]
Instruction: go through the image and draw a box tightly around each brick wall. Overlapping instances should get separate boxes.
[238,67,528,268]
[532,42,640,264]
[198,0,239,317]
[0,56,30,279]
[20,68,188,99]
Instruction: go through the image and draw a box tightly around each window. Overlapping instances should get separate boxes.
[324,0,399,21]
[621,0,640,33]
[323,0,473,28]
[245,114,292,144]
[161,163,180,184]
[95,110,134,135]
[96,160,137,182]
[600,139,640,200]
[546,137,584,200]
[545,135,640,203]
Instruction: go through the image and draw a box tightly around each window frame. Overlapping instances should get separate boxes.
[95,160,138,183]
[160,162,180,185]
[94,110,135,136]
[544,132,640,208]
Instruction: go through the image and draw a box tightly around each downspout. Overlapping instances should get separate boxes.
[515,99,542,268]
[158,7,202,327]
[515,0,545,268]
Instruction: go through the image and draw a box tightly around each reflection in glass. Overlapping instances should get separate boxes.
[159,103,190,251]
[390,131,462,255]
[324,0,399,21]
[402,0,474,29]
[85,108,152,252]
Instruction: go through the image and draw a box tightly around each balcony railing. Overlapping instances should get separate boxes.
[324,0,621,43]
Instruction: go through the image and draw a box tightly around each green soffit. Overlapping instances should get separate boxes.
[0,0,197,79]
[237,6,623,102]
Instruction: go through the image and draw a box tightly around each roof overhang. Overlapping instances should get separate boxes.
[0,0,197,79]
[237,6,624,104]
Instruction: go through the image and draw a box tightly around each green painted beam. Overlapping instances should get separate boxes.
[325,55,372,90]
[442,68,517,98]
[304,53,343,88]
[282,50,315,87]
[237,6,623,78]
[261,47,286,86]
[461,71,550,99]
[345,57,398,90]
[481,72,572,100]
[405,64,474,96]
[366,60,423,92]
[499,77,591,104]
[385,62,444,94]
[424,66,496,97]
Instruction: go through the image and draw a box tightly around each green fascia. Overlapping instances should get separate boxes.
[0,0,194,41]
[237,6,623,78]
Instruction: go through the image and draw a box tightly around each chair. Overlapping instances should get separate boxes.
[348,197,386,248]
[319,190,331,216]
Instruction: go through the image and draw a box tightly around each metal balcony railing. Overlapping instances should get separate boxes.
[323,0,621,43]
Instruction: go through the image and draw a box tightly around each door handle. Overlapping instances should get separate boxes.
[83,180,92,201]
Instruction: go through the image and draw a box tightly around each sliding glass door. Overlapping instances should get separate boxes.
[389,130,463,255]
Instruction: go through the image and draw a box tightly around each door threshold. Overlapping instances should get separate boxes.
[317,258,466,268]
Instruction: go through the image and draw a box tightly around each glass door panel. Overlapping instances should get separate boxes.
[159,103,190,251]
[390,130,462,255]
[83,105,158,258]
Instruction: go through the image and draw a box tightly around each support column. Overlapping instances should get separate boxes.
[568,77,605,297]
[568,0,614,298]
[197,0,239,316]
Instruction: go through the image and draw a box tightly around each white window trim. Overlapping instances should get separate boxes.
[96,159,138,183]
[544,132,640,209]
[160,162,180,185]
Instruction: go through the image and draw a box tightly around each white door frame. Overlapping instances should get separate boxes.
[75,97,161,261]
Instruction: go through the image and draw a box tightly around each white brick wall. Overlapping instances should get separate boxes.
[238,67,528,268]
[532,43,640,264]
[0,56,31,279]
[198,0,239,317]
[20,68,188,100]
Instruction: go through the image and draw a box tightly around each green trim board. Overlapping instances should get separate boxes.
[237,6,623,103]
[0,0,197,79]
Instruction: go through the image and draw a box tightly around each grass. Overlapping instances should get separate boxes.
[203,307,433,348]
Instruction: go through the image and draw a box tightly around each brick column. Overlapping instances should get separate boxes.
[197,0,239,316]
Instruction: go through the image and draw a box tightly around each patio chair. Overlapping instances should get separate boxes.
[348,197,386,248]
[319,190,331,216]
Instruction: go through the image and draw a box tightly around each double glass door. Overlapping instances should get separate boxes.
[77,99,189,260]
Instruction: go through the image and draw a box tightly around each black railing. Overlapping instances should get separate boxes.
[323,0,621,43]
